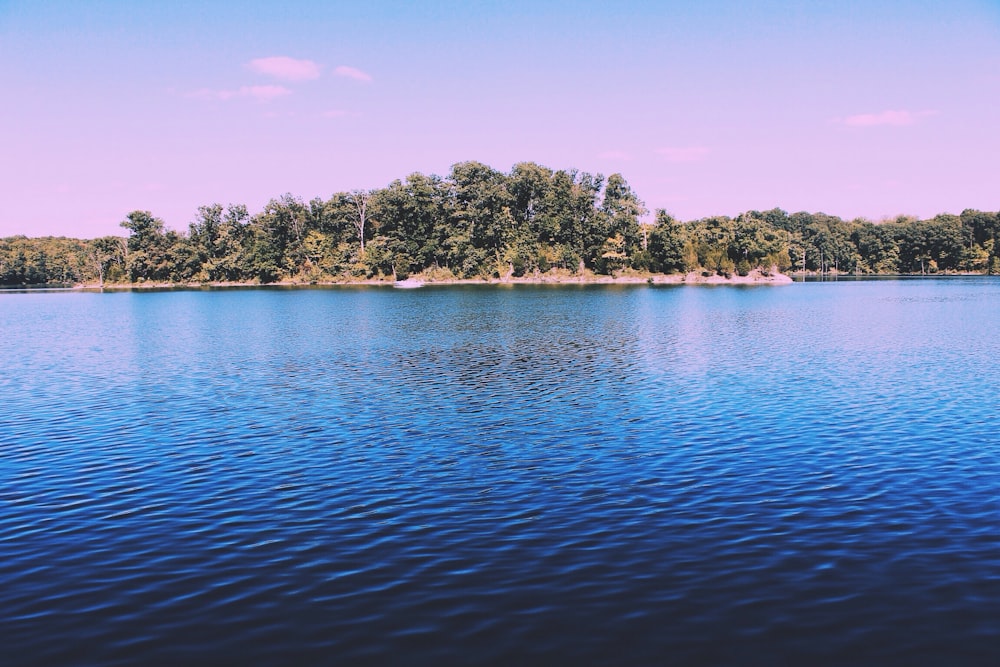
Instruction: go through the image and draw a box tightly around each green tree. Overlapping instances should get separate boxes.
[596,173,646,272]
[689,215,735,275]
[647,210,688,273]
[448,161,515,277]
[851,222,899,274]
[120,210,175,281]
[373,173,449,275]
[88,235,127,285]
[894,215,964,273]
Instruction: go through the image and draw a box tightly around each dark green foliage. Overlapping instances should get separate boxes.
[0,236,86,284]
[852,222,900,273]
[647,210,688,274]
[901,216,963,273]
[4,162,999,284]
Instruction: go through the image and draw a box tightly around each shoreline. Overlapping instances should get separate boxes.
[16,270,997,291]
[69,269,795,290]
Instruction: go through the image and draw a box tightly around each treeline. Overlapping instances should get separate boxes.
[2,161,999,285]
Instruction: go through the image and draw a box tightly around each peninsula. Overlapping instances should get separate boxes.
[2,162,997,287]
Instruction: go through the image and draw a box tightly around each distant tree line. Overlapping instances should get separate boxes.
[3,161,999,285]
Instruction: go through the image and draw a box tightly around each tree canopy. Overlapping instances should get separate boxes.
[3,162,998,285]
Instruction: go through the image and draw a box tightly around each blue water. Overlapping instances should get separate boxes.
[2,279,999,665]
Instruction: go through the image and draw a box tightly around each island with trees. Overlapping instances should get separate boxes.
[2,161,998,287]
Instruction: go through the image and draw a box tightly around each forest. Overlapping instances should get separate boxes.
[2,161,999,286]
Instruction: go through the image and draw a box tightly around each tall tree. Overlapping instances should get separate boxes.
[648,210,688,273]
[120,210,171,281]
[601,173,647,252]
[348,189,372,255]
[448,161,514,276]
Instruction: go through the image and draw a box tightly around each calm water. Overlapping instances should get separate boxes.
[2,279,999,665]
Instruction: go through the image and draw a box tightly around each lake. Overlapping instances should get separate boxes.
[2,279,999,665]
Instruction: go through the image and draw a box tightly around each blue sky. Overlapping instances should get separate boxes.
[2,0,998,237]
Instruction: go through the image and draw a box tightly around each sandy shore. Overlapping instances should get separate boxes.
[496,270,795,285]
[74,269,793,290]
[433,270,794,285]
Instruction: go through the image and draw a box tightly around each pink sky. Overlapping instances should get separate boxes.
[1,0,998,238]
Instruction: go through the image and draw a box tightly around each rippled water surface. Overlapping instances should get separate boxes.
[3,279,1000,665]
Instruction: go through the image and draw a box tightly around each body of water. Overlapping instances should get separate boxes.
[2,279,999,664]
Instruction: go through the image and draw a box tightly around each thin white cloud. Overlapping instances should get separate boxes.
[186,85,292,102]
[186,88,220,100]
[247,56,322,81]
[322,109,360,119]
[840,109,938,127]
[240,85,292,101]
[334,65,373,82]
[656,146,710,163]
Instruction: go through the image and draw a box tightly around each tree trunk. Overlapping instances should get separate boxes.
[350,190,369,255]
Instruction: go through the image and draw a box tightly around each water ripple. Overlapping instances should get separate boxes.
[1,282,999,664]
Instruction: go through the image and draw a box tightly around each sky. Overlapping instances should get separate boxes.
[1,0,999,238]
